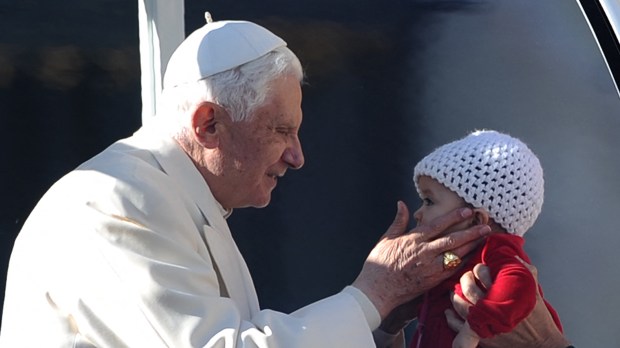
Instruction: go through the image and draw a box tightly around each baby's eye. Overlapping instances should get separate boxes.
[422,198,434,206]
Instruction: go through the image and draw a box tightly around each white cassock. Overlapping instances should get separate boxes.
[0,124,390,347]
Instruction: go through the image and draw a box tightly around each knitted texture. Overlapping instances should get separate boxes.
[414,130,544,236]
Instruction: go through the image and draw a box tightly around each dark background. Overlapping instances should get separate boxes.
[2,1,620,346]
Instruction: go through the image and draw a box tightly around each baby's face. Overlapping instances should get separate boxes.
[414,176,470,233]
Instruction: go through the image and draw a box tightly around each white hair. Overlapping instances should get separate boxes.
[158,46,303,131]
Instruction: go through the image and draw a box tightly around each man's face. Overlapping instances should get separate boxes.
[414,175,469,232]
[218,74,304,209]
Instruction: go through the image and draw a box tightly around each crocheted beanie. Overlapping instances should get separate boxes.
[413,130,544,236]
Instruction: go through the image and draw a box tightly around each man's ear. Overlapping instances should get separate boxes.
[191,102,220,148]
[472,208,490,226]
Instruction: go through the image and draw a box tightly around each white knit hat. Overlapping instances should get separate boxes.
[413,130,544,236]
[163,14,287,89]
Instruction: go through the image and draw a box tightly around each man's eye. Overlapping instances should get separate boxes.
[423,198,433,206]
[271,127,290,135]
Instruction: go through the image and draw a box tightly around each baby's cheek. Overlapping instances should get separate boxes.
[443,219,474,235]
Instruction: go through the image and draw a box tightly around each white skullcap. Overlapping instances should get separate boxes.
[414,130,544,237]
[163,15,287,89]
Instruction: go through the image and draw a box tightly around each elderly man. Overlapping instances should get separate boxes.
[0,16,571,347]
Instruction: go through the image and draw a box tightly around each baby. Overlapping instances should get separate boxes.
[409,130,563,348]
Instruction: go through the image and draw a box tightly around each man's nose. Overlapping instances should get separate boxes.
[282,138,304,169]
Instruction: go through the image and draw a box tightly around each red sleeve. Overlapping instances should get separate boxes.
[467,234,537,338]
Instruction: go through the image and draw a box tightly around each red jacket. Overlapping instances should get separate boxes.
[410,233,562,348]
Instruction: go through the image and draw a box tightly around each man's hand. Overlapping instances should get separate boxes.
[446,260,571,348]
[352,201,491,319]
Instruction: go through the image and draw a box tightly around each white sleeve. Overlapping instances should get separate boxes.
[342,285,381,330]
[341,286,406,348]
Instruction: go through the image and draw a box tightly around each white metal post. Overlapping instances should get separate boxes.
[138,0,185,124]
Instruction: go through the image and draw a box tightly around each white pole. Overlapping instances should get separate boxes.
[138,0,185,124]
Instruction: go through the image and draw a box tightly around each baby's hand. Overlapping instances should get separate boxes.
[447,260,570,348]
[452,321,481,348]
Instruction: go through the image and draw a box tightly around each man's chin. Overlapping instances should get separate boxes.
[248,195,272,209]
[254,201,270,208]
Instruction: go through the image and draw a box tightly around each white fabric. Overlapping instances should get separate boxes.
[414,130,544,236]
[0,125,378,347]
[163,20,286,89]
[342,286,381,329]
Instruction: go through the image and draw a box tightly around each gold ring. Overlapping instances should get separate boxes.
[443,251,462,270]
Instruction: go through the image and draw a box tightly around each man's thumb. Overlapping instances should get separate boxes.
[384,201,410,238]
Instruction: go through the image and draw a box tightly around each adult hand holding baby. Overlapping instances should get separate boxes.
[447,262,572,348]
